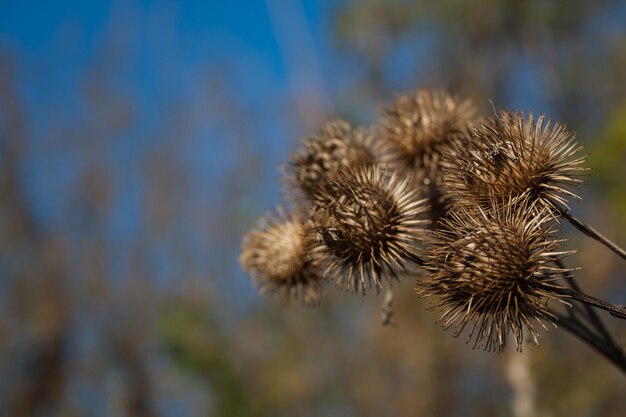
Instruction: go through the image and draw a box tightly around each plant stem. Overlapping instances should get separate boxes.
[556,259,612,343]
[552,309,626,374]
[380,288,395,326]
[551,286,626,319]
[554,204,626,261]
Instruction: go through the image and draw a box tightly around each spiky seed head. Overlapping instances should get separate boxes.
[442,111,588,211]
[307,166,429,294]
[417,200,573,353]
[284,119,383,204]
[240,208,323,306]
[377,89,477,178]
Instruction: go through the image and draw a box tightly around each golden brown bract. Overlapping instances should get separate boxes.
[377,89,477,178]
[442,111,588,211]
[307,166,429,294]
[417,200,573,352]
[240,208,323,306]
[284,119,383,206]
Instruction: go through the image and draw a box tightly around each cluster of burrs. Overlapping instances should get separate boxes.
[240,89,626,355]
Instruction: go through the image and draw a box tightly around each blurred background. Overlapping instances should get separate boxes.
[1,1,626,416]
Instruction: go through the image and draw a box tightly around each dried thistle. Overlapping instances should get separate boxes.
[377,89,477,178]
[240,208,322,306]
[417,200,572,352]
[442,111,588,211]
[307,166,429,294]
[284,119,383,204]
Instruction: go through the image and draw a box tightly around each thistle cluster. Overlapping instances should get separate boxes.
[242,115,430,303]
[241,88,597,353]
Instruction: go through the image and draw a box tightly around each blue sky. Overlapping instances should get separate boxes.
[0,0,346,305]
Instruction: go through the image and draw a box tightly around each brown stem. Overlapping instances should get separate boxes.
[380,288,395,326]
[556,259,612,343]
[552,309,626,374]
[551,286,626,319]
[555,205,626,261]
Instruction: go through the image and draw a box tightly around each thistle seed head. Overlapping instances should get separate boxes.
[442,111,588,211]
[417,200,572,352]
[307,166,429,294]
[284,119,382,204]
[240,208,323,306]
[377,89,477,178]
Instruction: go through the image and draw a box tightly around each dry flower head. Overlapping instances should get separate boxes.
[308,166,429,294]
[378,89,477,178]
[240,208,322,306]
[285,119,382,204]
[442,111,587,211]
[417,200,572,352]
